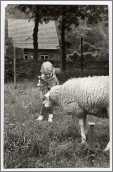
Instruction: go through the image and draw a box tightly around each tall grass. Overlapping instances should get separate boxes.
[4,81,109,168]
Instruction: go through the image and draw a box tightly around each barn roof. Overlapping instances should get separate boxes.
[8,18,60,50]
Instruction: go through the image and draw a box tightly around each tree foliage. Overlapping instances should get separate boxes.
[6,5,108,71]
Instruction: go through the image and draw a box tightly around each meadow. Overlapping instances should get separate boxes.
[4,78,110,169]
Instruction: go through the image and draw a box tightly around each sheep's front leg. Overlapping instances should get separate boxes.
[104,107,110,152]
[79,118,87,144]
[104,141,110,152]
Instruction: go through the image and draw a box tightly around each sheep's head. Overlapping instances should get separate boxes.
[43,85,61,108]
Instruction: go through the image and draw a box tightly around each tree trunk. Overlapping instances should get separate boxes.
[33,15,39,62]
[13,46,16,89]
[61,12,66,71]
[80,37,84,73]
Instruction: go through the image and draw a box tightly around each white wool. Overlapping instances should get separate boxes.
[49,76,109,117]
[46,76,110,151]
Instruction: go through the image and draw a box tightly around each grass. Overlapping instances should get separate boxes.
[4,80,110,168]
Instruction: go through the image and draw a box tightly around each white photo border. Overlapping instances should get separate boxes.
[1,1,112,171]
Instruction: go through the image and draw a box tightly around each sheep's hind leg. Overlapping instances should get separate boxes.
[84,115,87,135]
[79,118,87,144]
[104,141,110,152]
[104,107,110,152]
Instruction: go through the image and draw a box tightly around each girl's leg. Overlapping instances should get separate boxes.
[37,104,53,122]
[36,88,47,121]
[47,106,54,122]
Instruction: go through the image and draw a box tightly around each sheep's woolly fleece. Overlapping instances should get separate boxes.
[48,76,109,118]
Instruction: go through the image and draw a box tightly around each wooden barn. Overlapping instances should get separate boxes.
[7,18,61,64]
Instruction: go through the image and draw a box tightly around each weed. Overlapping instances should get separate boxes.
[4,82,109,168]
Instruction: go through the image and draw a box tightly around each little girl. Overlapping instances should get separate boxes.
[37,61,59,122]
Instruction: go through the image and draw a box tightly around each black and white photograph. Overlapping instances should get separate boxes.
[1,1,112,170]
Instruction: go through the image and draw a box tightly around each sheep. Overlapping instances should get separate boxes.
[43,76,110,151]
